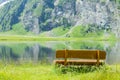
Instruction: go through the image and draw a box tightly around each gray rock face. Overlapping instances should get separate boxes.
[52,0,117,28]
[0,0,120,36]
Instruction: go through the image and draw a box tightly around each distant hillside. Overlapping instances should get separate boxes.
[0,0,120,37]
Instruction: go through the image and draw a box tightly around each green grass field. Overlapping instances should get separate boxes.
[0,63,120,80]
[0,35,116,41]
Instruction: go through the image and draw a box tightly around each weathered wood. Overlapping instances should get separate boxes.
[64,49,67,65]
[97,50,100,66]
[54,60,104,65]
[56,50,106,59]
[55,50,106,66]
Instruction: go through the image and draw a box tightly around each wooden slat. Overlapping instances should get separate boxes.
[99,51,106,59]
[56,50,65,58]
[54,60,105,65]
[67,50,97,59]
[56,50,106,59]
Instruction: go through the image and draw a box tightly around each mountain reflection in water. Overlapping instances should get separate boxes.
[0,41,120,65]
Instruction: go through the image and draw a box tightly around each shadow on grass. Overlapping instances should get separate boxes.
[54,64,110,74]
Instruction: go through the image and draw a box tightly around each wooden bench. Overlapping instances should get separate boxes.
[54,50,106,66]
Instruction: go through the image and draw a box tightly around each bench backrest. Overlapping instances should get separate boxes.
[56,50,106,65]
[56,50,106,59]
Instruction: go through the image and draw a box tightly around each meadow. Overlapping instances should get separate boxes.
[0,35,116,41]
[0,63,120,80]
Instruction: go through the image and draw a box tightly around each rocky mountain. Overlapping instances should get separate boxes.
[0,0,7,3]
[0,0,120,37]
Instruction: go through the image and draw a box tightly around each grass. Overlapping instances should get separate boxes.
[0,63,120,80]
[38,25,116,41]
[0,34,117,42]
[39,26,69,37]
[51,26,69,37]
[0,24,117,41]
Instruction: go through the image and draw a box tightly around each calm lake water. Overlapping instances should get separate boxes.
[0,41,120,65]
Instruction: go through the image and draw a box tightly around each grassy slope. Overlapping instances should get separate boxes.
[0,25,116,41]
[0,64,120,80]
[39,25,116,40]
[39,26,69,37]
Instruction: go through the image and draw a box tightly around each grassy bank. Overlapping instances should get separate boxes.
[0,35,116,41]
[0,64,120,80]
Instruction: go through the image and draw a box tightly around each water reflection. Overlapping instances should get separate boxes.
[0,42,55,64]
[0,41,120,65]
[106,42,120,65]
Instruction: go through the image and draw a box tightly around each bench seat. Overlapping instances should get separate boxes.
[54,59,105,65]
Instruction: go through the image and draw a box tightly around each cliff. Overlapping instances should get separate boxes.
[0,0,120,37]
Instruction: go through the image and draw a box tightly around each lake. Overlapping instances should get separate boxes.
[0,41,119,65]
